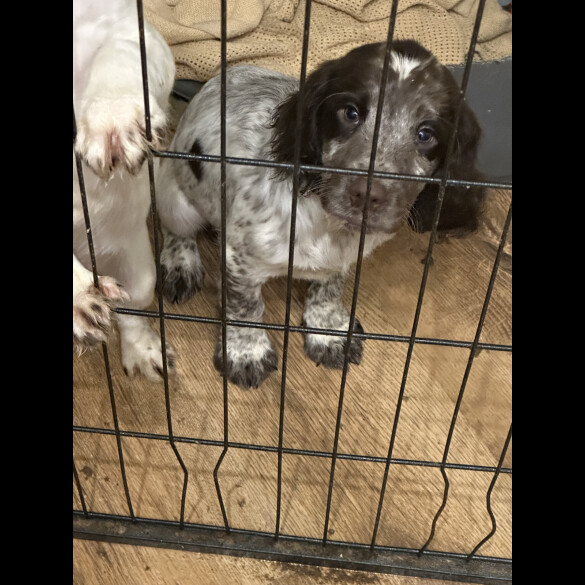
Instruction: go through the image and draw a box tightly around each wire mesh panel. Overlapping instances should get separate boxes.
[73,1,512,582]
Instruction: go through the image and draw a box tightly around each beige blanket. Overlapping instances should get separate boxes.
[144,0,512,81]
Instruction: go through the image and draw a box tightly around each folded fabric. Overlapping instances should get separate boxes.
[144,0,512,81]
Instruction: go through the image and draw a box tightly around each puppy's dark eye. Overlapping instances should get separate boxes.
[416,125,438,154]
[417,127,434,143]
[343,105,360,123]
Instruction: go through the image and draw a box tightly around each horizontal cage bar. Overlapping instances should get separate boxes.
[73,514,511,584]
[72,424,512,475]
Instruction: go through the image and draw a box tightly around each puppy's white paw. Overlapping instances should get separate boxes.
[73,276,129,351]
[213,345,278,389]
[213,328,278,389]
[75,95,167,179]
[302,318,364,368]
[121,326,177,381]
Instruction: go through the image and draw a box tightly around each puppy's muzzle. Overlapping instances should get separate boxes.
[348,178,390,214]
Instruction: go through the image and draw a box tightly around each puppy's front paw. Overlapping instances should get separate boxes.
[213,335,278,389]
[121,325,177,381]
[160,235,205,304]
[75,95,167,179]
[303,319,364,368]
[73,276,129,352]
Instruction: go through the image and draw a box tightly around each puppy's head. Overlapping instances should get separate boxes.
[271,40,485,236]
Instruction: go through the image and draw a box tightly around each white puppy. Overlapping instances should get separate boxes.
[73,0,176,379]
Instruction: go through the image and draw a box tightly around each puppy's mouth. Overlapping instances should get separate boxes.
[326,208,402,235]
[316,185,407,235]
[343,215,379,233]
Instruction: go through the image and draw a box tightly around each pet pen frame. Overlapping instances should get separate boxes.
[73,1,512,583]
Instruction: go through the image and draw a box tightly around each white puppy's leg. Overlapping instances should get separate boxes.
[113,227,177,381]
[117,313,176,380]
[73,253,129,351]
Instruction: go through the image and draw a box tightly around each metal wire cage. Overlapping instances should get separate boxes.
[73,0,512,582]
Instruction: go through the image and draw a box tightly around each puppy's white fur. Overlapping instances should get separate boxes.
[73,0,176,379]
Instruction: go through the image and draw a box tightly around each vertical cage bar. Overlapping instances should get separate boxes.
[275,0,314,540]
[321,0,400,546]
[371,0,489,551]
[467,423,512,560]
[73,457,88,517]
[73,109,99,292]
[135,0,153,143]
[74,112,135,521]
[419,196,512,555]
[135,0,189,528]
[213,0,231,533]
[102,339,136,520]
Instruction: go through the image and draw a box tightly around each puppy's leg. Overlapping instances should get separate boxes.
[73,253,129,351]
[157,166,207,304]
[302,273,364,368]
[118,312,177,380]
[160,229,205,304]
[213,258,278,389]
[113,227,177,381]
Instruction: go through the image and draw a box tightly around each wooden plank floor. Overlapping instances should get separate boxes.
[73,98,511,584]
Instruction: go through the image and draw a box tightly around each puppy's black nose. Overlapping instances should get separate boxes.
[348,179,388,211]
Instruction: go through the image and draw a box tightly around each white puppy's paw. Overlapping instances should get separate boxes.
[73,276,129,351]
[75,95,167,179]
[121,325,177,381]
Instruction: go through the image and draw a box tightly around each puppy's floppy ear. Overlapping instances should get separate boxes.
[409,91,486,236]
[270,63,334,189]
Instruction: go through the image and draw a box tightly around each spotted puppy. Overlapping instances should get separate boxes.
[155,40,485,388]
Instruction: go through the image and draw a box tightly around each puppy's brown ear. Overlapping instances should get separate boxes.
[409,92,486,235]
[271,43,386,190]
[270,75,325,189]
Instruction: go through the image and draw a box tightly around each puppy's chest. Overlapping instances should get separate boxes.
[241,202,390,280]
[292,233,361,279]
